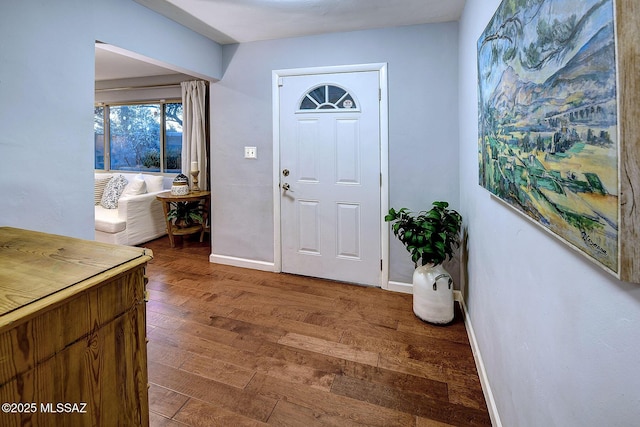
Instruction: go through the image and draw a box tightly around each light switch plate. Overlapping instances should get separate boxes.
[244,146,257,159]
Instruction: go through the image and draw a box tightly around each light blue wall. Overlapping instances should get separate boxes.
[458,1,640,426]
[0,0,221,239]
[211,23,460,283]
[93,0,222,80]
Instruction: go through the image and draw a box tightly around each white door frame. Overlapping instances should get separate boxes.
[272,63,390,289]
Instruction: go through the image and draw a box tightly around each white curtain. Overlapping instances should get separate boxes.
[181,80,208,190]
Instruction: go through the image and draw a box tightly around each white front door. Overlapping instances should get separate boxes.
[278,70,381,286]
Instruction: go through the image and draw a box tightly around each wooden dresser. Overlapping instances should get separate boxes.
[0,227,152,426]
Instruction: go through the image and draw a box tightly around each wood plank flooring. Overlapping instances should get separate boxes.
[141,236,491,426]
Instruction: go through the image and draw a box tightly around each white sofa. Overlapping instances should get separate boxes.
[94,172,171,246]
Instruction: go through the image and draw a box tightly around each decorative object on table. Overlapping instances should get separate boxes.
[190,161,200,191]
[171,173,190,195]
[385,201,462,324]
[478,0,640,283]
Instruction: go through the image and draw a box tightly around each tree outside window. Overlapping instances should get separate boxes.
[94,106,105,170]
[164,103,183,173]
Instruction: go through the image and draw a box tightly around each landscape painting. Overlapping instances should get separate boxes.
[477,0,619,272]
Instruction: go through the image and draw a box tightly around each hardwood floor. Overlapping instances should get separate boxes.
[142,236,491,426]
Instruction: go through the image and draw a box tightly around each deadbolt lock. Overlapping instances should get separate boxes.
[282,169,290,177]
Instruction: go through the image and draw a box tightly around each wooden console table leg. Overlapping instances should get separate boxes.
[161,200,175,248]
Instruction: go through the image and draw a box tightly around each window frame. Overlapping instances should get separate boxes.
[94,99,183,174]
[296,84,361,113]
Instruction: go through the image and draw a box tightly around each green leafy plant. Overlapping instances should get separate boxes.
[385,201,462,267]
[167,201,204,228]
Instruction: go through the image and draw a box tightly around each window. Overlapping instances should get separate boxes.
[298,84,358,111]
[94,101,183,173]
[94,106,105,169]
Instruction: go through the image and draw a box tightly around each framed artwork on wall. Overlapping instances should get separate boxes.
[477,0,639,283]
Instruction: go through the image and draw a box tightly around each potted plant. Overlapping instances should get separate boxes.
[385,201,462,324]
[167,201,204,229]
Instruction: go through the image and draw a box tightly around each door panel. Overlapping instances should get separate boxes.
[335,119,360,184]
[297,200,321,255]
[297,120,320,182]
[336,203,361,259]
[279,71,380,286]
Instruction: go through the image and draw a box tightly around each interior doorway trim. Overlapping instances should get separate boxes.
[272,63,389,289]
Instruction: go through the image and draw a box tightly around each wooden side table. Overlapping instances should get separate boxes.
[156,190,211,248]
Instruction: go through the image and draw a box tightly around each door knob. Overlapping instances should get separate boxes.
[282,183,290,191]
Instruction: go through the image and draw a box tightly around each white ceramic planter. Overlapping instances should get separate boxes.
[412,263,454,324]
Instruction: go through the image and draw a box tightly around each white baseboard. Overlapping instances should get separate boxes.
[387,280,414,294]
[457,295,503,427]
[209,253,276,272]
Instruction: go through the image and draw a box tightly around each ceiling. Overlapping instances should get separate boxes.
[97,0,465,81]
[95,47,181,81]
[134,0,465,45]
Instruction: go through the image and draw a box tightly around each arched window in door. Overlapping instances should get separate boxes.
[298,84,359,112]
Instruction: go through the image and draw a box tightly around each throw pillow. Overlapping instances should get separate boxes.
[121,173,147,197]
[94,176,112,205]
[144,175,165,193]
[100,174,128,209]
